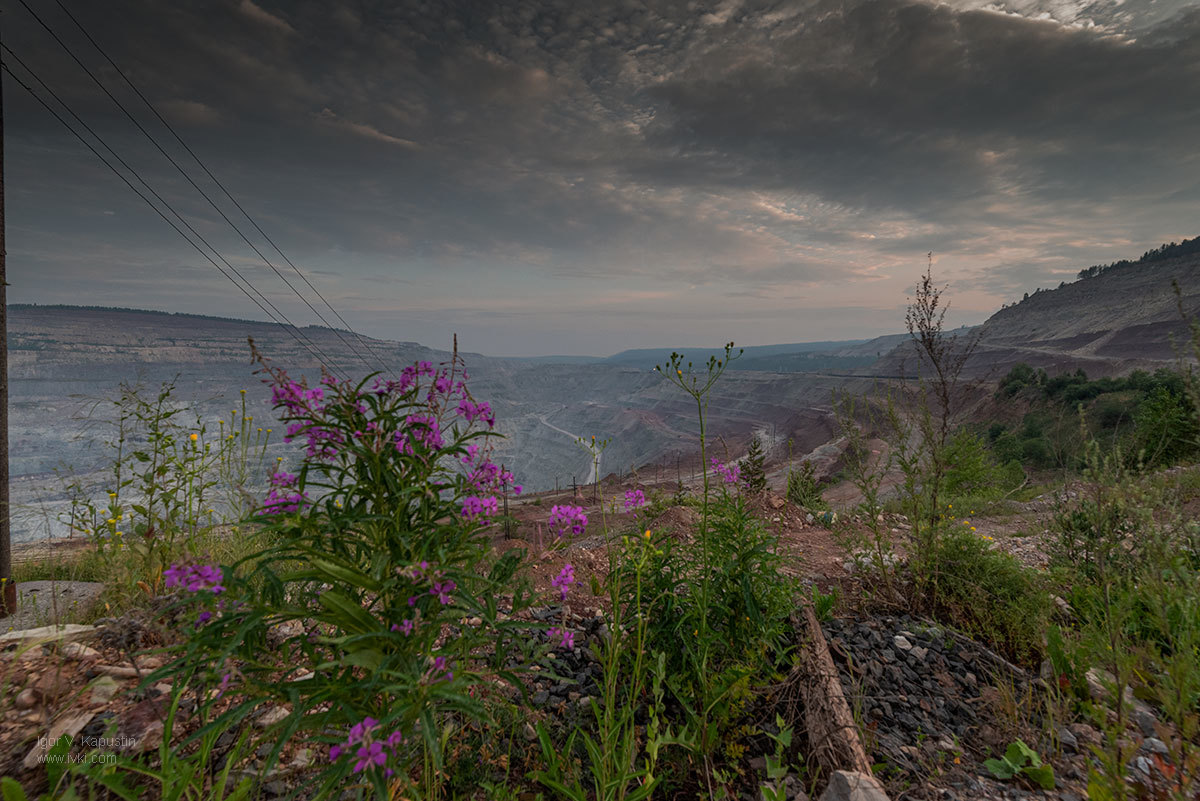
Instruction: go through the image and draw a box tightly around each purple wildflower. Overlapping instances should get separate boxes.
[395,414,445,455]
[430,580,457,605]
[348,717,378,743]
[269,471,298,487]
[164,563,225,594]
[461,495,499,520]
[623,488,647,512]
[550,564,575,601]
[548,505,588,539]
[548,627,575,650]
[457,398,496,428]
[330,716,406,774]
[354,742,386,773]
[711,458,742,485]
[428,655,454,683]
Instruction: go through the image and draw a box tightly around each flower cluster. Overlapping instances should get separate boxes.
[272,381,326,417]
[274,380,347,460]
[711,457,742,485]
[461,445,522,495]
[394,413,445,456]
[547,626,575,650]
[548,505,588,540]
[551,563,575,601]
[623,488,647,512]
[259,470,308,515]
[329,717,404,776]
[164,563,225,594]
[457,398,495,428]
[461,495,500,520]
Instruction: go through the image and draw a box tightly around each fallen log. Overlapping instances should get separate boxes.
[792,605,875,778]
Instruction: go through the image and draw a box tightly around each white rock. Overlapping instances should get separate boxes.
[892,635,912,652]
[90,675,121,705]
[256,705,291,728]
[818,770,890,801]
[61,642,100,660]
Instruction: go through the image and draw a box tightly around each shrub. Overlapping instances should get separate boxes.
[786,460,827,511]
[1134,385,1199,467]
[942,430,1025,503]
[923,524,1051,664]
[58,379,271,605]
[619,493,795,691]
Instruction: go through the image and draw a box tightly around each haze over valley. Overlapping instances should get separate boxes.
[11,239,1197,542]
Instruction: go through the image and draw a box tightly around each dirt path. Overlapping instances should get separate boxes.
[535,412,599,484]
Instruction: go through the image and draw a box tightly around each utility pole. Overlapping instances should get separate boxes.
[0,39,14,618]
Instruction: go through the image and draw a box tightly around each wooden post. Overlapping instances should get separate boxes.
[0,46,13,617]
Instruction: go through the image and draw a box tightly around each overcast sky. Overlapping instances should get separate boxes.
[4,0,1199,356]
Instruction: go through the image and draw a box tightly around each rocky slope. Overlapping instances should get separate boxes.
[872,250,1200,379]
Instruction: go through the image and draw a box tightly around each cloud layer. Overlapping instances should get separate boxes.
[5,0,1198,355]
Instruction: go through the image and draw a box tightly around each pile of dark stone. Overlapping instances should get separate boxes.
[821,615,1021,777]
[521,608,604,713]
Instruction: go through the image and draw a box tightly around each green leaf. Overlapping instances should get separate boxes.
[342,648,383,671]
[984,757,1017,780]
[45,735,72,790]
[1021,763,1056,790]
[1007,740,1039,767]
[317,591,376,634]
[0,777,30,801]
[310,558,381,593]
[91,769,145,801]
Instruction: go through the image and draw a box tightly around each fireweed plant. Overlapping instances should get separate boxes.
[651,344,798,794]
[158,343,545,798]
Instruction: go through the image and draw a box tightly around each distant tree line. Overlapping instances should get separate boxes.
[1076,235,1200,281]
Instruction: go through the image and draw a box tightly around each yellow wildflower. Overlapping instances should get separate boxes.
[190,433,198,441]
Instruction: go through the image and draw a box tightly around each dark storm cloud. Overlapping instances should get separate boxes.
[4,0,1199,353]
[641,0,1200,213]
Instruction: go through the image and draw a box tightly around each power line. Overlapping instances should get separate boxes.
[0,42,343,376]
[0,53,344,373]
[52,0,393,376]
[16,0,375,374]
